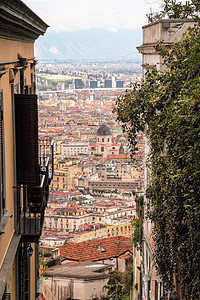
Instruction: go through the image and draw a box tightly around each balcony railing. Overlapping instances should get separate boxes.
[2,293,11,300]
[15,139,54,243]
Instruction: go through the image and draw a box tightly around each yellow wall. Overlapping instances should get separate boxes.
[70,222,133,243]
[0,37,36,298]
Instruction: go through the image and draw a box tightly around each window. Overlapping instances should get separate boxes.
[102,138,104,142]
[0,89,5,220]
[101,146,104,152]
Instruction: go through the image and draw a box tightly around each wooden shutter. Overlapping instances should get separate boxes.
[0,90,4,218]
[15,94,39,186]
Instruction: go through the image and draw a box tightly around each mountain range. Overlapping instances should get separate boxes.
[35,28,142,61]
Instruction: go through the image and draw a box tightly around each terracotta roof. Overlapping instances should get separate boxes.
[107,154,131,159]
[59,236,132,262]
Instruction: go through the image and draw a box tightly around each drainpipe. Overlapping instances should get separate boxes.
[19,58,27,94]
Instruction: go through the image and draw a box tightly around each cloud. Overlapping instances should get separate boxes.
[23,0,162,32]
[107,27,118,33]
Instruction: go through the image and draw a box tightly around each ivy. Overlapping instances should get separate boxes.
[113,25,200,298]
[132,217,143,248]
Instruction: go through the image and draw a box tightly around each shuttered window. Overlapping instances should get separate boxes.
[15,94,39,186]
[0,89,5,220]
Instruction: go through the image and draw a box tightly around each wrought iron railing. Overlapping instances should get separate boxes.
[2,293,11,300]
[39,139,54,181]
[15,139,54,242]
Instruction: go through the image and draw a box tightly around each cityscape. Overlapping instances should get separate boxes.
[0,1,199,300]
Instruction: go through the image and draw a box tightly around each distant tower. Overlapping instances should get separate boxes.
[119,143,124,155]
[96,124,112,158]
[75,79,84,89]
[112,76,116,88]
[90,80,98,89]
[116,81,124,88]
[104,80,112,88]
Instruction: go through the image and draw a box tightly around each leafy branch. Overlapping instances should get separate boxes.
[114,25,200,299]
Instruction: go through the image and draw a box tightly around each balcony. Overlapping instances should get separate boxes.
[15,139,54,243]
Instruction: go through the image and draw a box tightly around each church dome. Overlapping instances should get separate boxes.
[97,124,111,136]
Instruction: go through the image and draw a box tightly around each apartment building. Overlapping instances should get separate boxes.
[62,142,89,156]
[44,204,135,234]
[71,222,133,243]
[0,1,53,299]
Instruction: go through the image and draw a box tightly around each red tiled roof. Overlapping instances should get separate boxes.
[59,236,132,262]
[107,154,131,159]
[119,253,132,259]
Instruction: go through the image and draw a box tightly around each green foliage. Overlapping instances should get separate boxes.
[124,257,133,292]
[104,271,130,300]
[39,249,48,278]
[132,217,143,248]
[147,0,200,23]
[114,26,200,298]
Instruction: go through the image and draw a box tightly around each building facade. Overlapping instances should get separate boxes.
[0,1,52,299]
[136,19,196,300]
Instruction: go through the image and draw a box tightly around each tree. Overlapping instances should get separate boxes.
[147,0,200,23]
[104,270,130,300]
[113,25,200,299]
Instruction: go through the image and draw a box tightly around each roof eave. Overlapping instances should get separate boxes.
[0,0,49,43]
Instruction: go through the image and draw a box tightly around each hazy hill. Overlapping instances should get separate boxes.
[35,28,142,61]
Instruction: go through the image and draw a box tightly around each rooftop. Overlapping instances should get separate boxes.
[97,124,111,136]
[59,236,132,262]
[47,261,111,280]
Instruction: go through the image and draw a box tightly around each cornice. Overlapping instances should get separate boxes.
[0,0,49,43]
[142,18,196,29]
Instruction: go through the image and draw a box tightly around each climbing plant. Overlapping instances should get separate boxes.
[113,25,200,299]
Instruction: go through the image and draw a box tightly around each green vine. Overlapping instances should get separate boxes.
[39,248,48,278]
[132,217,143,248]
[113,25,200,299]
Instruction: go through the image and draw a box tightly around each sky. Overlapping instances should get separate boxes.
[23,0,164,32]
